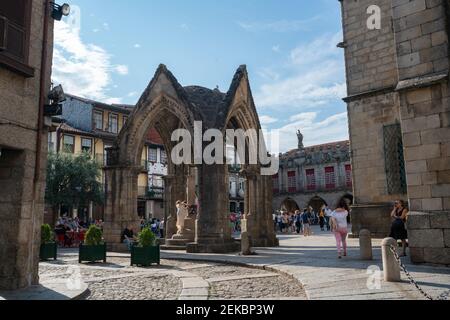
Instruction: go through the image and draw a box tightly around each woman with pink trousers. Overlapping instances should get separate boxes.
[330,198,350,259]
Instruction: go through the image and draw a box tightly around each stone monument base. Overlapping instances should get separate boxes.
[186,241,240,254]
[351,203,392,238]
[161,217,196,250]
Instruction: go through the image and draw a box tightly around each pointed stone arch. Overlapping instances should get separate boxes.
[103,64,278,252]
[103,65,198,250]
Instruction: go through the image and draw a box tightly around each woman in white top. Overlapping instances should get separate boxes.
[330,198,350,259]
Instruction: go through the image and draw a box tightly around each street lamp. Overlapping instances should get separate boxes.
[51,2,71,21]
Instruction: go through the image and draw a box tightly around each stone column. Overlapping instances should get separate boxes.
[103,166,141,252]
[163,169,187,240]
[187,164,239,253]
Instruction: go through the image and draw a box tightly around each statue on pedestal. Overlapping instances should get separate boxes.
[176,200,189,235]
[297,130,304,150]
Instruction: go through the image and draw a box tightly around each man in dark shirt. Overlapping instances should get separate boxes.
[121,226,135,251]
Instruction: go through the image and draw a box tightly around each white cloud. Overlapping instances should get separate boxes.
[103,22,109,30]
[237,16,321,32]
[257,67,280,82]
[115,65,129,75]
[255,32,349,152]
[256,61,346,109]
[259,115,278,125]
[290,33,342,66]
[52,20,125,102]
[127,91,138,97]
[181,23,189,30]
[92,28,100,33]
[134,44,141,48]
[269,112,349,153]
[289,112,317,123]
[255,32,346,110]
[272,45,280,53]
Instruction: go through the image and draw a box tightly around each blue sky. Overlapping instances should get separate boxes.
[52,0,348,152]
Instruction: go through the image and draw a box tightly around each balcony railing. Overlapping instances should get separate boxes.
[138,186,164,199]
[228,164,242,173]
[273,179,352,195]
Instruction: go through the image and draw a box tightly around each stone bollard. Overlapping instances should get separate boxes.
[359,229,373,260]
[381,238,401,282]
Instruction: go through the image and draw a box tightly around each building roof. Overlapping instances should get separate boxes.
[282,140,350,158]
[65,94,134,114]
[146,128,164,146]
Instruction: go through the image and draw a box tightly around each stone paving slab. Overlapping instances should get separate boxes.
[0,281,88,300]
[206,273,279,283]
[161,226,450,300]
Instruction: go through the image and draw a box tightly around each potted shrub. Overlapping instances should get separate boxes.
[79,225,107,263]
[40,224,57,261]
[131,227,160,267]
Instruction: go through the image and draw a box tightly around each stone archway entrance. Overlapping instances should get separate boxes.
[308,196,327,213]
[103,64,278,253]
[280,198,300,213]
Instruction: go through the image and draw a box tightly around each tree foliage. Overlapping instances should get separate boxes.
[45,152,104,210]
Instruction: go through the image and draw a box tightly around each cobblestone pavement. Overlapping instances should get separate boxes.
[163,225,450,300]
[39,251,306,300]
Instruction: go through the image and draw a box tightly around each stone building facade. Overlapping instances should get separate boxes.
[340,0,450,264]
[273,138,353,214]
[0,0,54,290]
[47,94,167,223]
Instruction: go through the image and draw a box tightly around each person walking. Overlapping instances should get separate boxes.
[389,200,409,257]
[324,205,332,231]
[330,199,350,259]
[301,209,312,237]
[319,207,325,231]
[294,210,302,234]
[282,213,289,233]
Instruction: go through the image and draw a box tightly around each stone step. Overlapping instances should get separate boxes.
[165,239,192,246]
[160,245,187,251]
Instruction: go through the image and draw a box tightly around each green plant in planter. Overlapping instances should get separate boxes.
[131,227,160,267]
[40,224,57,261]
[79,225,106,263]
[137,227,156,247]
[84,225,103,246]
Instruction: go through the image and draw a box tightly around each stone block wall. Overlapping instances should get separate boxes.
[342,0,398,95]
[408,212,450,265]
[391,0,450,264]
[342,0,450,263]
[341,0,407,237]
[0,0,54,289]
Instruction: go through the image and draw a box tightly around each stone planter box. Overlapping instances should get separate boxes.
[131,245,160,267]
[40,242,57,261]
[79,243,107,263]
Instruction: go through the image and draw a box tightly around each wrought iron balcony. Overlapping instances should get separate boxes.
[138,186,164,199]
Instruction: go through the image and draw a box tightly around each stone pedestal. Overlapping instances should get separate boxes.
[351,203,393,238]
[163,216,196,250]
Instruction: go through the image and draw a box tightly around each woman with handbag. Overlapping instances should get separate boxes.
[389,200,409,257]
[330,198,350,259]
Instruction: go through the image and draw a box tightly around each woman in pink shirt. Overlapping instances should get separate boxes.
[330,198,350,259]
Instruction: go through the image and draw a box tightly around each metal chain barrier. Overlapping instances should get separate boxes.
[389,245,449,301]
